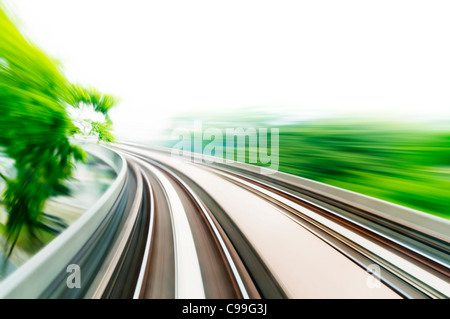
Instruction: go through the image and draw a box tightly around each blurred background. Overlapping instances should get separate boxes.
[2,0,450,220]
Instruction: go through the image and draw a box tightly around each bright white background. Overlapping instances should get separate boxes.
[4,0,450,140]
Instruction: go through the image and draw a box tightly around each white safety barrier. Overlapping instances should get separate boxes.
[0,142,127,298]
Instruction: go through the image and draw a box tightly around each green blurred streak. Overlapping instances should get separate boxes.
[0,3,117,260]
[272,122,450,219]
[166,112,450,219]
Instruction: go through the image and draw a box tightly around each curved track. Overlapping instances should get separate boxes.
[4,142,447,299]
[97,149,260,299]
[98,143,449,299]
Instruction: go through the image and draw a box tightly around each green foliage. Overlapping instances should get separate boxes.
[70,85,118,143]
[0,4,117,258]
[167,112,450,219]
[70,84,119,116]
[271,122,450,219]
[88,119,116,143]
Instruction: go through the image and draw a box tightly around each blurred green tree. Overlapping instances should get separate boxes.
[0,4,117,259]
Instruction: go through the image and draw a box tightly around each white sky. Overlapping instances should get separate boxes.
[4,0,450,140]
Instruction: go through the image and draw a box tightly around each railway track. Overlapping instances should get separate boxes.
[111,143,449,299]
[1,142,448,299]
[99,150,260,299]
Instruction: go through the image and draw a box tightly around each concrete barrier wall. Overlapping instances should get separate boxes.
[0,143,127,298]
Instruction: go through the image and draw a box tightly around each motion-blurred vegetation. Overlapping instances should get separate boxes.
[273,122,450,219]
[0,3,117,260]
[167,110,450,219]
